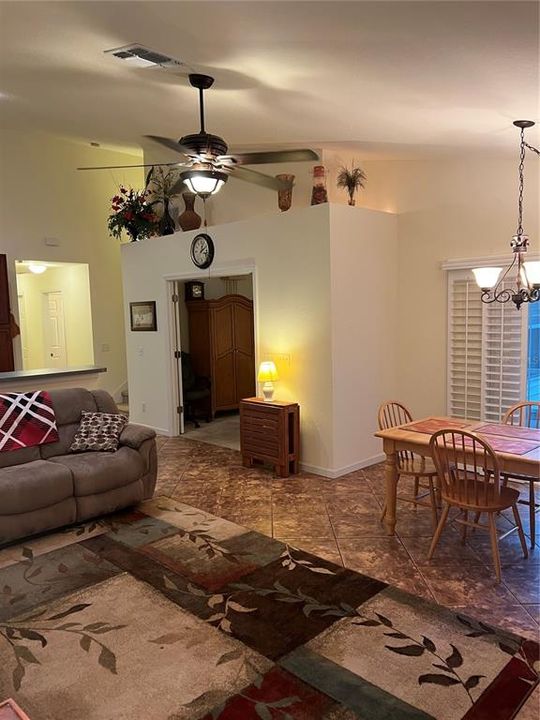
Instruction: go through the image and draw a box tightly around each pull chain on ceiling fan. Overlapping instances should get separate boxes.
[78,73,319,197]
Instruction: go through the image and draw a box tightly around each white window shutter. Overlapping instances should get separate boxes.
[447,271,527,421]
[482,278,527,421]
[448,273,483,419]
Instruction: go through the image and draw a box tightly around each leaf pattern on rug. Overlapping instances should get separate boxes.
[0,601,125,690]
[279,545,337,574]
[1,545,111,610]
[161,574,257,634]
[183,649,302,720]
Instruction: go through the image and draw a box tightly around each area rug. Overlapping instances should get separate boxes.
[0,498,537,720]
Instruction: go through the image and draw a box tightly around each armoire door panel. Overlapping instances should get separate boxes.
[214,354,236,408]
[187,294,255,415]
[213,305,234,357]
[234,303,254,355]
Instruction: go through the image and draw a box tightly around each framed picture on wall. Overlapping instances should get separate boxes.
[130,301,157,331]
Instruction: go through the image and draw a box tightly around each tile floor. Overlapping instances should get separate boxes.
[182,414,240,451]
[156,435,540,646]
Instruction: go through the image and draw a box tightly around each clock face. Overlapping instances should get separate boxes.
[192,284,202,297]
[190,233,214,269]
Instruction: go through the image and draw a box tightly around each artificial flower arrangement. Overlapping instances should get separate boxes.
[107,186,159,242]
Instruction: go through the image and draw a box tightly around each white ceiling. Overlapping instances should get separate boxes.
[0,1,538,159]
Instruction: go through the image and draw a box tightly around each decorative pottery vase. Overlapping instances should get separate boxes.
[311,165,328,205]
[126,224,139,242]
[276,174,295,212]
[348,195,356,207]
[159,197,176,236]
[178,193,202,231]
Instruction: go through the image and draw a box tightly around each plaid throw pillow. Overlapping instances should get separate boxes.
[69,411,128,453]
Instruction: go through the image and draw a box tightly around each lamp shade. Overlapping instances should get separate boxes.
[524,261,540,287]
[257,361,278,383]
[181,169,227,196]
[472,267,502,290]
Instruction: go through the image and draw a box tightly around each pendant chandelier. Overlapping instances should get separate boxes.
[472,120,540,309]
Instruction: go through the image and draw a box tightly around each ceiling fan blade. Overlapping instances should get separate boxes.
[220,148,319,166]
[230,166,291,191]
[145,135,195,157]
[77,161,183,171]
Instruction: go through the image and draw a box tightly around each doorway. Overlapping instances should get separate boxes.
[15,260,94,371]
[171,273,256,451]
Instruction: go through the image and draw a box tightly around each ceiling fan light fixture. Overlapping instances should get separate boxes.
[181,169,228,197]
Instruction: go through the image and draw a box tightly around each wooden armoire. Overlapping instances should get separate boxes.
[186,294,255,417]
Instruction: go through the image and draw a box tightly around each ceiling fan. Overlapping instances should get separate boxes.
[78,73,319,196]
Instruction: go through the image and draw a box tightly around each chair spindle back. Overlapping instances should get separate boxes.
[429,430,500,508]
[378,401,414,465]
[503,401,540,429]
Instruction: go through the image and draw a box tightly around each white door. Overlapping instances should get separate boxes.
[42,291,67,367]
[17,293,29,367]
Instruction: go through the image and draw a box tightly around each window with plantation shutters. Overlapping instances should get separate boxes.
[447,270,527,421]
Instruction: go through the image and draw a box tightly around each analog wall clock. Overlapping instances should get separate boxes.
[190,233,215,269]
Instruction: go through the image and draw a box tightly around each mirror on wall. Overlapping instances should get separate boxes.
[15,260,94,371]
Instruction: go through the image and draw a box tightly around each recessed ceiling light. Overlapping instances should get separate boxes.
[28,263,47,274]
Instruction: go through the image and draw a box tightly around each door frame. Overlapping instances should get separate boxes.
[164,264,259,436]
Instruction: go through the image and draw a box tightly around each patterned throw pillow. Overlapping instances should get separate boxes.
[69,411,128,453]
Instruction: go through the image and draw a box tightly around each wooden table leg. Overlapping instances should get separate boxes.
[384,446,399,536]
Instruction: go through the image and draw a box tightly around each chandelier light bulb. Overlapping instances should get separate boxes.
[472,267,502,290]
[523,261,540,287]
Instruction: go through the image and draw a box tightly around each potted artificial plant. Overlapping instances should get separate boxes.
[336,163,367,206]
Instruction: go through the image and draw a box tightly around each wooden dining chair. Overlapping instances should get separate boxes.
[429,429,528,582]
[501,401,540,548]
[378,401,439,531]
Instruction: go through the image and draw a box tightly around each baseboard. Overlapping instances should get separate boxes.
[300,452,385,479]
[110,380,128,404]
[130,422,173,437]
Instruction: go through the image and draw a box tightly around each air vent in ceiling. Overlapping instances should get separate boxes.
[104,44,185,70]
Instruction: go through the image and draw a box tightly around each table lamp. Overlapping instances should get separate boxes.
[258,360,278,401]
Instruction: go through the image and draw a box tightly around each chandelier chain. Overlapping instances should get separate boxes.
[517,127,525,236]
[523,141,540,157]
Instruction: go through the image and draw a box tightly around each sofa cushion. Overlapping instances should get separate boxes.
[40,423,80,459]
[92,390,119,414]
[70,412,128,453]
[0,445,40,469]
[49,446,144,496]
[0,459,74,515]
[48,388,98,425]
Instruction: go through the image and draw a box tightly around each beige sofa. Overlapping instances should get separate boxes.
[0,388,157,545]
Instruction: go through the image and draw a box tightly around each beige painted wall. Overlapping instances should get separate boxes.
[357,155,540,417]
[0,130,143,399]
[121,204,398,475]
[205,149,539,423]
[121,205,335,469]
[16,264,94,370]
[329,205,399,471]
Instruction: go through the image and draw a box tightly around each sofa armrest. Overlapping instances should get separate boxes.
[120,423,156,450]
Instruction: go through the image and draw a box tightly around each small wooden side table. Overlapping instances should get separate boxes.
[240,398,300,477]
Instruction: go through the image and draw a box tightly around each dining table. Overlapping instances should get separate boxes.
[374,416,540,535]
